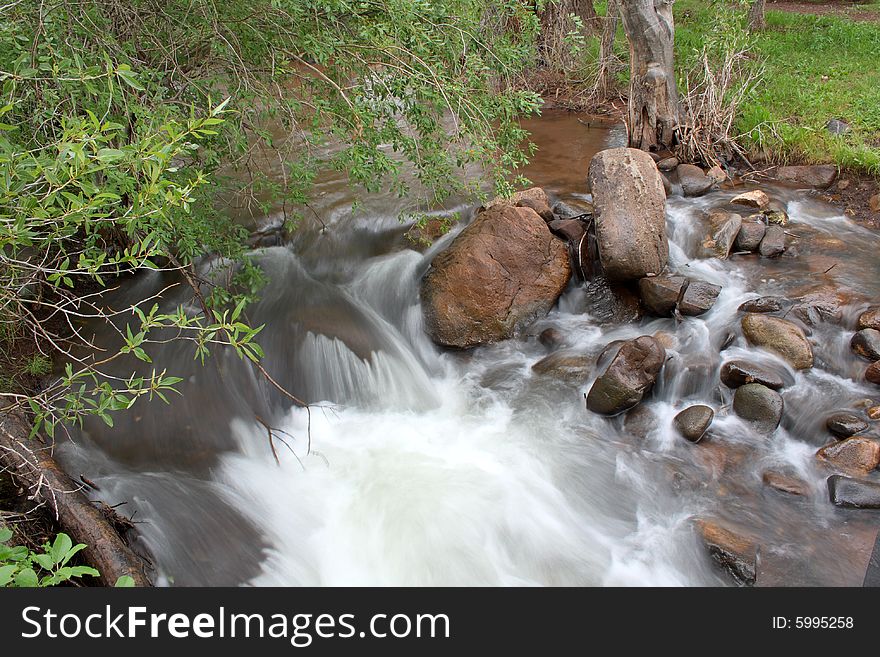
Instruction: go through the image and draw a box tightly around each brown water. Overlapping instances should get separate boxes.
[56,110,880,586]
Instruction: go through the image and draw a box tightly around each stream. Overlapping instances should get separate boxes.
[57,111,880,586]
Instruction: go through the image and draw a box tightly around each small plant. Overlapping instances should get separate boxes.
[0,526,99,587]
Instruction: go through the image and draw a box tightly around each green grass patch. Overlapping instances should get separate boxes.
[675,0,880,173]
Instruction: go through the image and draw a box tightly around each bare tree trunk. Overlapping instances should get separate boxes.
[596,0,621,100]
[620,0,679,151]
[747,0,766,31]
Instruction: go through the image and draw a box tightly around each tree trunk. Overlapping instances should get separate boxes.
[619,0,679,151]
[596,0,621,100]
[0,411,152,586]
[747,0,766,31]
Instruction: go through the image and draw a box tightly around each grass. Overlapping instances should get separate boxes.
[675,0,880,173]
[579,0,880,173]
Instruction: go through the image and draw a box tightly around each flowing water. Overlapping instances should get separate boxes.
[57,111,880,586]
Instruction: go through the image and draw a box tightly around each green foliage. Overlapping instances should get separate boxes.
[0,0,543,433]
[0,526,99,587]
[675,0,880,173]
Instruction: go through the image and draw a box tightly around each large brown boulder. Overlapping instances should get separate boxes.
[586,335,666,415]
[588,148,668,282]
[421,204,571,348]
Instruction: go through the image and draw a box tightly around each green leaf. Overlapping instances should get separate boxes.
[0,526,12,543]
[0,565,16,587]
[115,575,136,587]
[15,567,39,588]
[32,553,55,571]
[50,533,73,565]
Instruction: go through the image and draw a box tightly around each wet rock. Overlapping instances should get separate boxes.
[516,197,554,222]
[586,335,666,416]
[547,218,586,243]
[765,209,788,226]
[762,470,810,496]
[421,204,571,348]
[679,281,721,316]
[694,518,757,586]
[734,220,766,252]
[624,404,658,440]
[539,327,565,349]
[857,308,880,332]
[826,413,869,439]
[588,148,669,282]
[817,437,880,476]
[674,405,714,443]
[758,225,785,257]
[531,350,593,383]
[677,163,714,197]
[865,361,880,385]
[776,164,838,189]
[552,199,592,219]
[638,275,686,316]
[733,383,784,433]
[790,285,845,326]
[851,328,880,361]
[869,405,880,421]
[738,296,789,314]
[485,186,550,210]
[720,360,786,390]
[730,189,770,210]
[703,211,742,259]
[741,313,814,370]
[657,156,679,171]
[583,276,642,326]
[706,165,727,185]
[652,331,677,351]
[660,172,672,197]
[596,340,624,369]
[827,474,880,508]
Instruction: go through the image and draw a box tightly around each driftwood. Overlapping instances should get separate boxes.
[0,411,152,586]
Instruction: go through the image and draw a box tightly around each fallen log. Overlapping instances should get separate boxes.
[0,411,152,587]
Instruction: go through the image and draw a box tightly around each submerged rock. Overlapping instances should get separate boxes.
[674,405,714,443]
[421,203,571,348]
[720,360,786,390]
[531,350,593,383]
[741,313,813,370]
[730,189,770,210]
[539,327,565,349]
[826,413,868,439]
[828,474,880,508]
[762,470,810,496]
[733,383,784,433]
[851,328,880,361]
[624,403,658,440]
[586,336,666,416]
[816,437,880,476]
[589,148,669,282]
[694,518,757,586]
